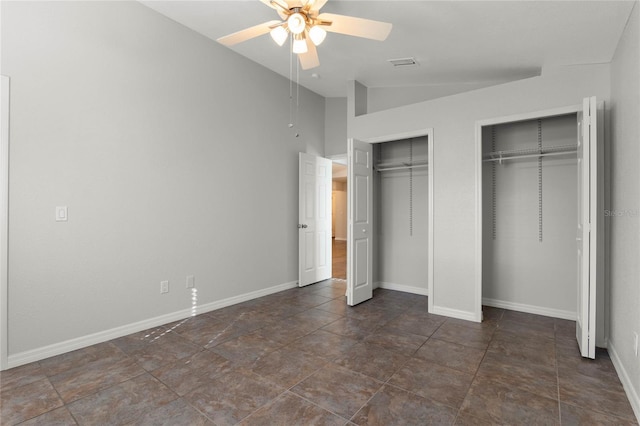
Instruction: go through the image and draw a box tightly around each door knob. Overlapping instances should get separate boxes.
[298,224,308,229]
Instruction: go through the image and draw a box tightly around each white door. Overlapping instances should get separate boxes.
[347,139,373,306]
[576,96,598,359]
[298,153,332,287]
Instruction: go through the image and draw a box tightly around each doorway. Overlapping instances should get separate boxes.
[331,161,347,280]
[346,129,434,308]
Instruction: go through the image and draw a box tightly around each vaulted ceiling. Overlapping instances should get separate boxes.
[141,1,635,99]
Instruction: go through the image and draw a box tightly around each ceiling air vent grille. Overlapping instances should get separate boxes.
[387,57,419,67]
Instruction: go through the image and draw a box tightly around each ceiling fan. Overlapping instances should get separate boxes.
[216,0,392,70]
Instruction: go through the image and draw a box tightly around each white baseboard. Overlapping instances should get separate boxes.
[6,280,298,369]
[608,340,640,423]
[376,281,428,296]
[431,305,479,323]
[482,297,576,321]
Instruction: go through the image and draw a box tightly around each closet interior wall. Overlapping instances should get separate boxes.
[482,114,578,317]
[373,136,429,293]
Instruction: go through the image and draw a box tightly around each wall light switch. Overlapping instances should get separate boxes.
[56,206,68,222]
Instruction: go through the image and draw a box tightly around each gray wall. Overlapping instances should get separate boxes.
[609,2,640,416]
[1,1,325,358]
[324,97,347,157]
[482,115,578,317]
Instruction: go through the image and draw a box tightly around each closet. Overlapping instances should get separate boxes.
[481,114,578,317]
[373,136,429,294]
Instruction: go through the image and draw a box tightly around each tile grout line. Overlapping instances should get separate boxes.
[344,320,457,423]
[215,292,352,425]
[12,372,69,426]
[555,324,563,425]
[232,340,354,424]
[346,337,423,422]
[450,307,504,424]
[450,324,496,424]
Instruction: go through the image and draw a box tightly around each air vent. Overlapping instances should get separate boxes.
[387,57,419,67]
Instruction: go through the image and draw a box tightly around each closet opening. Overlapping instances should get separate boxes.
[481,112,580,320]
[477,99,604,358]
[346,130,434,310]
[373,136,429,296]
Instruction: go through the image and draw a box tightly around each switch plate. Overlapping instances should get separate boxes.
[634,332,638,357]
[160,280,169,294]
[186,275,195,288]
[56,206,68,222]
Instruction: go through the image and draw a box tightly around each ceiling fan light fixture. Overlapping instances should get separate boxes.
[308,25,326,46]
[270,25,288,46]
[292,35,308,54]
[288,12,306,35]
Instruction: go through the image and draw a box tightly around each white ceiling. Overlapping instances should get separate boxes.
[141,0,635,98]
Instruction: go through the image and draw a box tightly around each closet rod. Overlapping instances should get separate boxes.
[376,164,428,172]
[483,150,576,163]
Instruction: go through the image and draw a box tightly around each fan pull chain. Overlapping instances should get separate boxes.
[288,33,294,129]
[491,126,497,240]
[296,50,300,134]
[409,138,413,236]
[538,119,543,242]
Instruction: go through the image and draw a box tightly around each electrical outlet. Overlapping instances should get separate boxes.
[160,280,169,294]
[634,332,638,357]
[55,206,68,222]
[186,275,195,288]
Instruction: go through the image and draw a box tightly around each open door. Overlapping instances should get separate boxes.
[298,153,332,287]
[576,96,598,359]
[347,139,373,306]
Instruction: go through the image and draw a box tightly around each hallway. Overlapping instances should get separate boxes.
[332,239,346,280]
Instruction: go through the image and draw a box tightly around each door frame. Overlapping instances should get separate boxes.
[298,153,332,287]
[1,75,10,370]
[474,103,605,342]
[352,127,434,313]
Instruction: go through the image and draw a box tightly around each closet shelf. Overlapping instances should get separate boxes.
[375,161,428,172]
[483,144,577,163]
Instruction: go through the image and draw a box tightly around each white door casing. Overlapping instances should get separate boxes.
[298,153,332,287]
[347,139,373,306]
[576,96,598,359]
[0,76,9,370]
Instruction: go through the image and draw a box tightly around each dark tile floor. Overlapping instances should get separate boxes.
[1,279,637,425]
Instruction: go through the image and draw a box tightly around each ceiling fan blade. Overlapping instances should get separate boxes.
[261,0,295,20]
[299,38,320,70]
[259,0,288,11]
[305,0,328,12]
[317,13,392,41]
[217,20,282,46]
[286,0,304,8]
